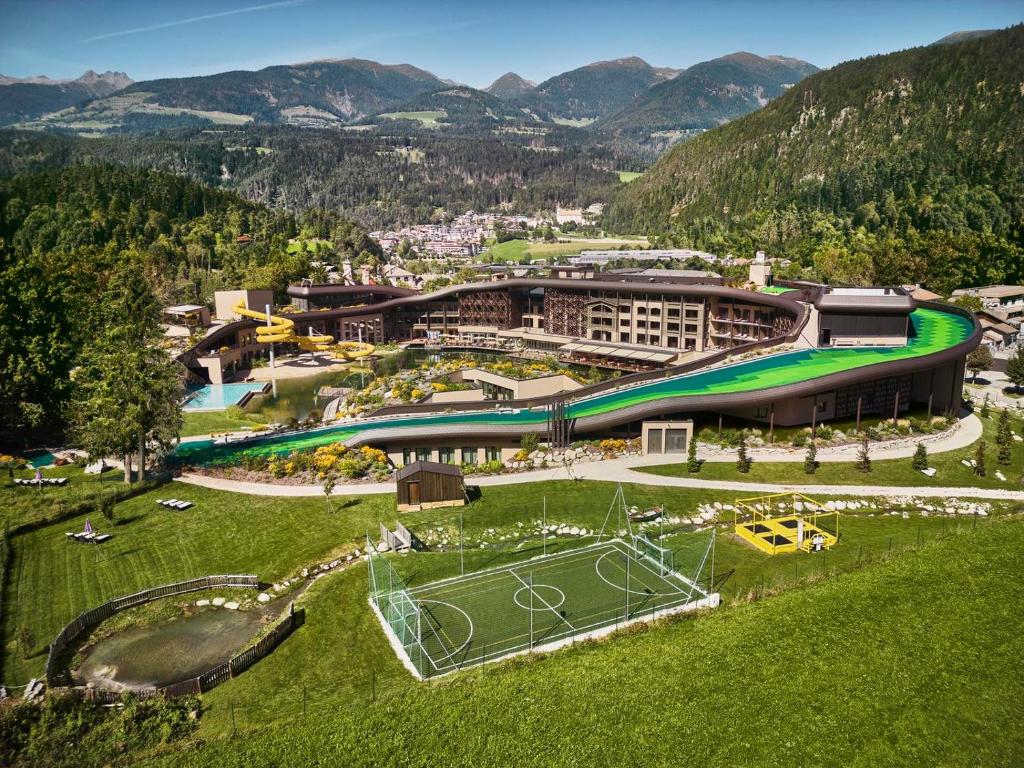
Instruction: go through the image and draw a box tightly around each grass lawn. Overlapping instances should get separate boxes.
[484,238,650,263]
[5,475,980,687]
[189,509,989,739]
[144,514,1023,767]
[617,170,643,183]
[377,110,446,127]
[642,412,1024,490]
[180,410,265,437]
[0,481,395,684]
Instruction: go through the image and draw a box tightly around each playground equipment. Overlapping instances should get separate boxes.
[733,493,839,555]
[232,301,375,361]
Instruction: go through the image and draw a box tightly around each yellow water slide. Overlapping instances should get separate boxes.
[233,301,375,360]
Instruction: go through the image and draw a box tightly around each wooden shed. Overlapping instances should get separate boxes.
[395,461,465,512]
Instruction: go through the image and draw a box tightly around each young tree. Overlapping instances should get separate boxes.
[1006,347,1024,393]
[72,259,184,483]
[966,346,994,382]
[980,394,991,419]
[686,436,700,473]
[736,436,752,473]
[322,472,337,513]
[803,441,818,474]
[974,440,987,477]
[855,436,871,473]
[520,432,540,455]
[912,442,929,471]
[995,408,1013,466]
[99,498,116,526]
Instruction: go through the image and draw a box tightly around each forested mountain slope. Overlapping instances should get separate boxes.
[597,53,817,153]
[0,70,133,125]
[516,57,679,123]
[605,25,1024,293]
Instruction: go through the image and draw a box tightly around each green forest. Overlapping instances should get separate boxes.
[605,26,1024,294]
[0,127,627,230]
[0,164,378,441]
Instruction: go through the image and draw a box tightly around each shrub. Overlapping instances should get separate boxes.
[912,443,929,471]
[803,443,818,474]
[856,437,871,473]
[736,437,752,473]
[686,438,700,473]
[974,440,987,477]
[520,432,540,454]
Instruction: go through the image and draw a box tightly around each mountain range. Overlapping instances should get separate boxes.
[1,52,816,145]
[0,70,133,125]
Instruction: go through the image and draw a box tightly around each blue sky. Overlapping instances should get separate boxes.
[1,0,1021,87]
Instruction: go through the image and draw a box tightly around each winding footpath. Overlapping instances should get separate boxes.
[177,414,1024,501]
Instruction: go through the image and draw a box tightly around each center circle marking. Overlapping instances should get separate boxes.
[513,584,566,611]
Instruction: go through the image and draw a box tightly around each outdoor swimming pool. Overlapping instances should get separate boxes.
[183,383,268,411]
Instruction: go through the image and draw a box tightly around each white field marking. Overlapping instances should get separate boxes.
[409,554,603,608]
[407,540,619,597]
[417,599,474,669]
[594,551,685,597]
[424,591,720,676]
[509,569,577,632]
[513,584,566,612]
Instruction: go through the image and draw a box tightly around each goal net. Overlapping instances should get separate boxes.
[629,533,675,576]
[367,538,421,649]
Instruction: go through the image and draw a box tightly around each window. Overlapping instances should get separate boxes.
[620,318,630,327]
[619,333,631,343]
[667,308,680,318]
[755,406,769,418]
[650,307,661,316]
[647,429,664,454]
[416,448,432,462]
[667,336,678,347]
[402,448,413,466]
[665,429,687,453]
[668,322,680,332]
[439,447,455,464]
[685,324,698,334]
[485,447,501,462]
[461,447,478,465]
[685,309,699,319]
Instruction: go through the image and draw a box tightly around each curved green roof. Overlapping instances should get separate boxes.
[174,308,973,465]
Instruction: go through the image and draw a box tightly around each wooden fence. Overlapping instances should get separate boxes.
[59,603,304,702]
[45,574,259,687]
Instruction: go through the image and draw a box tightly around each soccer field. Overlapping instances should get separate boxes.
[370,537,718,678]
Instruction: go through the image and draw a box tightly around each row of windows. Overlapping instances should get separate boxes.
[402,447,501,465]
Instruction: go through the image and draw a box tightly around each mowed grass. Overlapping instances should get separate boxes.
[144,515,1024,767]
[180,410,264,437]
[617,170,643,182]
[484,237,650,262]
[642,412,1024,489]
[377,110,446,127]
[0,481,395,683]
[156,502,1000,741]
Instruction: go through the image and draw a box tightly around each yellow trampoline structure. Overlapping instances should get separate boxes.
[234,301,375,361]
[733,493,839,555]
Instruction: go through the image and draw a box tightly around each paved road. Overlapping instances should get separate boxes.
[177,415,1024,500]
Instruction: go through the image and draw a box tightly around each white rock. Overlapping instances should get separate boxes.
[211,597,226,607]
[224,601,239,610]
[196,599,210,607]
[257,593,271,603]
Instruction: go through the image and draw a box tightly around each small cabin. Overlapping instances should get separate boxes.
[395,461,465,512]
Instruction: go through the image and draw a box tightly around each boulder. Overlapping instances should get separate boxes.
[211,597,226,607]
[196,599,211,607]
